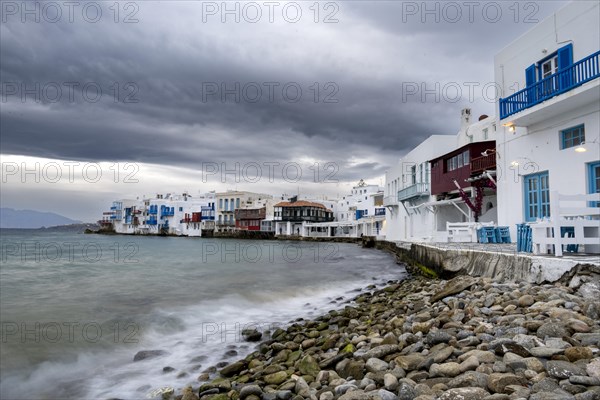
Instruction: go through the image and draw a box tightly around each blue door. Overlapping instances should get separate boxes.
[524,172,550,222]
[589,161,600,207]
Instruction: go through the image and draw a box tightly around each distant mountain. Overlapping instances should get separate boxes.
[0,208,81,229]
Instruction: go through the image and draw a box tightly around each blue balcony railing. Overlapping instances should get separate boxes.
[160,206,174,216]
[147,216,157,225]
[500,50,600,120]
[398,182,429,202]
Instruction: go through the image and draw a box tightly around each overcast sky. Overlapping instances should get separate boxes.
[0,0,569,221]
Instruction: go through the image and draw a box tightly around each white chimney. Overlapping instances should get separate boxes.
[461,108,471,128]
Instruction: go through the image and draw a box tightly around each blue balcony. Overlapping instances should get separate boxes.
[398,183,429,202]
[147,216,157,225]
[160,206,174,216]
[500,50,600,120]
[201,207,215,221]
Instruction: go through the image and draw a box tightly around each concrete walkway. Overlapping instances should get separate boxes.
[388,241,600,283]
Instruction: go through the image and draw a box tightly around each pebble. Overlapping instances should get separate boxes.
[185,275,600,400]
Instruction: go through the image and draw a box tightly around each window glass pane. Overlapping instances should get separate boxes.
[561,125,585,149]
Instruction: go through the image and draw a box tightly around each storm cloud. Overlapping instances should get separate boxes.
[0,1,568,220]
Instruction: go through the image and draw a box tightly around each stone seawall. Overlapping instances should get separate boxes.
[374,240,600,300]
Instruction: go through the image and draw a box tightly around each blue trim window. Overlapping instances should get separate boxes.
[524,172,550,222]
[589,161,600,207]
[561,125,585,149]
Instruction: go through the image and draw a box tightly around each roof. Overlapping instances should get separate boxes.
[274,200,329,209]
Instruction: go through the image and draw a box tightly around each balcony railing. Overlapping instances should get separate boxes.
[397,182,429,202]
[500,50,600,119]
[470,152,496,174]
[383,195,398,206]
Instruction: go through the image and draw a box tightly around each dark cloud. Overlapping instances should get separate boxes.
[0,1,568,219]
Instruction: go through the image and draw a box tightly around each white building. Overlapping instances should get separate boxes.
[106,192,216,236]
[495,1,600,242]
[302,181,386,238]
[385,109,499,242]
[384,135,455,242]
[215,191,273,232]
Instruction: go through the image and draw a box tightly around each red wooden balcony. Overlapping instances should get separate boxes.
[430,140,496,196]
[470,151,496,175]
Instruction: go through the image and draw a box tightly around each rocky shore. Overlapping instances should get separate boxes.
[159,274,600,400]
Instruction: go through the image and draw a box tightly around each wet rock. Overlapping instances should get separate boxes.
[360,344,398,360]
[181,386,199,400]
[439,387,491,400]
[395,354,425,371]
[397,382,417,400]
[242,328,262,342]
[219,360,247,377]
[430,362,462,378]
[495,342,531,358]
[427,331,453,345]
[197,373,209,381]
[529,391,576,400]
[487,373,526,394]
[459,356,479,373]
[239,384,262,399]
[319,392,334,400]
[377,389,396,400]
[365,358,388,373]
[531,378,560,393]
[276,390,293,400]
[537,322,570,339]
[518,295,535,307]
[383,373,398,391]
[264,371,288,385]
[133,350,169,362]
[298,355,320,377]
[447,371,489,389]
[346,360,366,380]
[587,358,600,379]
[334,383,358,396]
[431,277,477,303]
[569,375,600,386]
[546,361,586,379]
[564,347,593,362]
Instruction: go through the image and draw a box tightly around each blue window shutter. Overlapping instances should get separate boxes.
[525,64,536,104]
[557,43,573,70]
[557,43,574,89]
[525,64,536,86]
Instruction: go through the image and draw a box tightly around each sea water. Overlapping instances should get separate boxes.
[0,231,406,399]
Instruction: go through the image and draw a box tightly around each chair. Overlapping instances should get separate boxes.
[478,226,497,243]
[495,226,511,243]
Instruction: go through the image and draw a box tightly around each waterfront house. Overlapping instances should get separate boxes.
[235,207,266,231]
[385,109,498,242]
[303,181,386,238]
[215,191,273,233]
[274,198,334,236]
[495,1,600,251]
